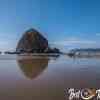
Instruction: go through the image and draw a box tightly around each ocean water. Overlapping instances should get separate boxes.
[0,54,99,100]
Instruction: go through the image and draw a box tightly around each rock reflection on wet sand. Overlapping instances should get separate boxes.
[17,56,49,79]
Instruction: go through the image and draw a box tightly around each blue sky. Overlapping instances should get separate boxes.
[0,0,100,51]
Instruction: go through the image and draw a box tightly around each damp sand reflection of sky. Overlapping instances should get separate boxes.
[0,55,99,100]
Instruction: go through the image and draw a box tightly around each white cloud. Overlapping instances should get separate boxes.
[50,37,98,52]
[96,33,100,36]
[0,40,16,51]
[52,37,96,46]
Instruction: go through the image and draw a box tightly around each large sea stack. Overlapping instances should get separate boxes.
[16,28,48,53]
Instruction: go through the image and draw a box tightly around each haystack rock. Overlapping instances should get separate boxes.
[16,28,48,53]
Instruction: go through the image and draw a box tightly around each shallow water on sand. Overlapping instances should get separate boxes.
[0,54,100,100]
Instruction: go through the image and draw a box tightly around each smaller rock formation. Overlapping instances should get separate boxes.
[44,47,60,53]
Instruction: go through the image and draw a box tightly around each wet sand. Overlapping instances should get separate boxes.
[0,55,99,100]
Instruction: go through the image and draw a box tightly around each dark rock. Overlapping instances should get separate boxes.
[68,53,75,57]
[16,28,48,53]
[4,51,21,54]
[44,47,60,53]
